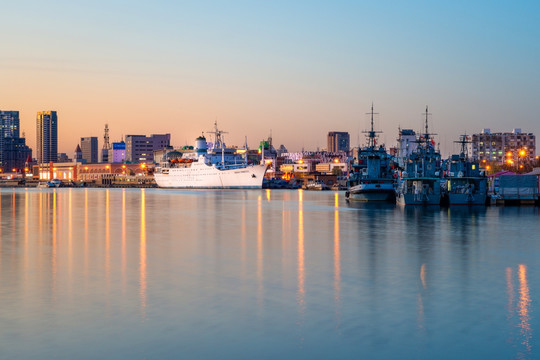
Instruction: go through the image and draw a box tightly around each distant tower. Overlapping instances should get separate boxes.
[74,144,83,162]
[102,124,111,163]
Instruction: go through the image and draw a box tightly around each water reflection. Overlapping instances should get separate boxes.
[105,189,110,283]
[0,190,539,359]
[122,189,127,292]
[257,194,264,308]
[297,190,305,311]
[333,192,341,329]
[140,189,147,319]
[518,264,532,357]
[507,264,533,359]
[333,193,340,303]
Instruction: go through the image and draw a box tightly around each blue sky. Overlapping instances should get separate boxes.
[1,0,539,155]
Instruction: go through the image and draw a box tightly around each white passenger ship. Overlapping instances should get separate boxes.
[154,125,267,189]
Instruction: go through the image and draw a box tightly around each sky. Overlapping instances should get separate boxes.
[1,0,539,156]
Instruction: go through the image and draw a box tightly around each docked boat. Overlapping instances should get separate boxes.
[442,135,487,205]
[36,179,62,188]
[154,126,267,189]
[396,106,442,205]
[305,179,330,191]
[346,104,396,203]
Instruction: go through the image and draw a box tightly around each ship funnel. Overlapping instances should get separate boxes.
[195,135,208,154]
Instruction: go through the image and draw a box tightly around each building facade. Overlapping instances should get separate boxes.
[109,141,126,163]
[327,131,350,153]
[80,137,98,163]
[125,134,170,163]
[36,111,58,164]
[471,129,536,164]
[0,111,32,171]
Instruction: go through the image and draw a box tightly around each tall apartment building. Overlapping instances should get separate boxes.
[471,129,536,163]
[125,134,171,163]
[36,111,58,164]
[80,137,98,163]
[327,131,350,153]
[0,111,32,171]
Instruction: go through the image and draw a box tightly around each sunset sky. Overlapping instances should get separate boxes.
[1,0,539,156]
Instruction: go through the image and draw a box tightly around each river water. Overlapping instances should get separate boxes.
[0,188,538,359]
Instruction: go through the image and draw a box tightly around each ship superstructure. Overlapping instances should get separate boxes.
[346,104,396,202]
[397,106,443,205]
[442,134,488,205]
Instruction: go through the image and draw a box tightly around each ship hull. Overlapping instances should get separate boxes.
[154,163,267,189]
[448,193,487,206]
[397,178,442,205]
[397,192,441,205]
[347,184,396,202]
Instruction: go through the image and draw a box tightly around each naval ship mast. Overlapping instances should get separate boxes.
[362,103,382,148]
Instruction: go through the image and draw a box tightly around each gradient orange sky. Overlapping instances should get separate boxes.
[2,1,539,156]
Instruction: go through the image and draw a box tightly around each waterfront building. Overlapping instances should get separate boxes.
[36,111,58,164]
[125,134,170,163]
[0,110,32,172]
[80,137,98,163]
[471,129,536,164]
[327,131,350,153]
[109,141,126,163]
[37,162,146,182]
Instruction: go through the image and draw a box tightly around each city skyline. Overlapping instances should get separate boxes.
[1,1,539,156]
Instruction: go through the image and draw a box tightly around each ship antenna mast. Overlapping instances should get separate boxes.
[420,106,436,148]
[362,102,381,148]
[454,133,470,159]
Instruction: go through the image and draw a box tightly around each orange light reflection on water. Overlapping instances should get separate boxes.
[298,190,305,310]
[333,192,340,303]
[140,189,147,320]
[257,194,264,308]
[518,264,531,354]
[105,189,110,283]
[122,189,127,293]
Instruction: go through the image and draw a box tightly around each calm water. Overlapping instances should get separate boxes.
[0,188,538,359]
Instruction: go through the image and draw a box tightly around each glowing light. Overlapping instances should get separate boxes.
[24,167,29,172]
[122,164,126,169]
[486,165,491,170]
[105,165,110,169]
[298,159,304,164]
[518,264,532,354]
[12,168,16,172]
[265,160,272,165]
[507,151,513,157]
[140,163,146,169]
[519,150,526,157]
[334,158,339,163]
[84,166,89,170]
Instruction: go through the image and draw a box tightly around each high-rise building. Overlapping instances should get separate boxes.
[80,137,98,163]
[36,111,58,164]
[471,129,536,164]
[1,111,19,138]
[125,134,171,163]
[0,111,32,171]
[109,141,126,163]
[327,131,350,153]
